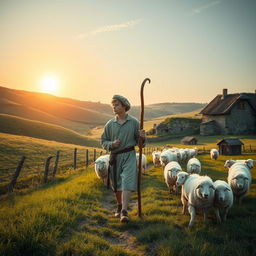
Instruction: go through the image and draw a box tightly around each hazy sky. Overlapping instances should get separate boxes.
[1,0,255,106]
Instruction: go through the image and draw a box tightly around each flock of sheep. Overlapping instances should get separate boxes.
[94,147,254,228]
[153,147,254,227]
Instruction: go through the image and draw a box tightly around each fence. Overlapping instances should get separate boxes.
[1,144,255,195]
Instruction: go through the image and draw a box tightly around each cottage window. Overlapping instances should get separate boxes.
[237,101,245,110]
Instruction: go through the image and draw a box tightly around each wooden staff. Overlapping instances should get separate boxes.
[138,78,151,218]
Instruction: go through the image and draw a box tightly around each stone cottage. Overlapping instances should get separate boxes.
[200,89,256,135]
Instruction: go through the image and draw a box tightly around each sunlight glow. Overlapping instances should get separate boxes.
[40,75,59,94]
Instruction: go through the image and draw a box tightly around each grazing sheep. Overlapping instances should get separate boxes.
[164,161,182,193]
[136,153,147,174]
[213,180,233,223]
[152,151,161,167]
[187,158,201,174]
[210,149,219,160]
[94,155,110,181]
[224,159,254,169]
[227,163,252,204]
[180,174,215,227]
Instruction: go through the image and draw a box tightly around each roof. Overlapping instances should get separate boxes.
[217,138,244,146]
[181,136,197,142]
[200,93,256,115]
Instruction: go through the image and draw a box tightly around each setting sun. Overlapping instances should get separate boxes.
[40,75,59,94]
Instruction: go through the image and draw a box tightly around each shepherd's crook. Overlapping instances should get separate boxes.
[138,78,150,218]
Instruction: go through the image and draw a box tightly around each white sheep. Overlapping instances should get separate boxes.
[179,174,215,227]
[160,149,178,166]
[227,163,252,204]
[213,180,233,223]
[164,161,182,193]
[136,153,147,174]
[152,151,161,167]
[224,159,254,169]
[94,155,110,181]
[210,149,219,160]
[187,158,201,174]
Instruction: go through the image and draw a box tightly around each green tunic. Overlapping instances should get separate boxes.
[101,114,141,191]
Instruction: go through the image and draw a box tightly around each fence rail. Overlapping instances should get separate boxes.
[0,144,255,195]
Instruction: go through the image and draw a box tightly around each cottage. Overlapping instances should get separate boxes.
[200,89,256,135]
[217,138,244,155]
[181,136,197,145]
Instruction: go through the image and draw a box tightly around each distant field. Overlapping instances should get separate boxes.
[0,114,99,147]
[0,133,104,194]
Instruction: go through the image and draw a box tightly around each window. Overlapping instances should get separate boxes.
[237,101,246,110]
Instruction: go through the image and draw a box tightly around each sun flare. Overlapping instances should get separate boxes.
[40,75,59,94]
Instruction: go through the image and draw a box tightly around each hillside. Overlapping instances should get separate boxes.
[0,86,206,136]
[0,114,99,147]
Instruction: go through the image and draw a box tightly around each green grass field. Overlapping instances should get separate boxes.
[0,133,105,195]
[0,146,255,255]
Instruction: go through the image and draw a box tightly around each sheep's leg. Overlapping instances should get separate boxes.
[188,205,196,228]
[203,209,209,224]
[223,207,229,222]
[214,208,221,224]
[181,195,187,215]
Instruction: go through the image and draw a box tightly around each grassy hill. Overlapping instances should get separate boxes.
[0,132,104,194]
[0,86,206,136]
[0,114,99,147]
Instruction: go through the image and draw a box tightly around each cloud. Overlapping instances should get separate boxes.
[75,19,143,39]
[192,0,221,15]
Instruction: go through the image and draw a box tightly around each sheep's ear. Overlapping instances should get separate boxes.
[244,177,249,180]
[225,187,231,191]
[210,185,215,190]
[196,185,201,189]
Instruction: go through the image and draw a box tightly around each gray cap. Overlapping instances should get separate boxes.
[112,95,131,111]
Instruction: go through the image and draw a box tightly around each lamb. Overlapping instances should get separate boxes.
[224,159,254,169]
[213,180,233,223]
[187,158,201,174]
[178,174,215,227]
[136,153,147,174]
[210,149,219,160]
[152,151,161,167]
[164,161,182,193]
[227,162,252,204]
[94,155,110,181]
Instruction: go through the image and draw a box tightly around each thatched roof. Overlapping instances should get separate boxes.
[181,136,197,143]
[200,93,256,115]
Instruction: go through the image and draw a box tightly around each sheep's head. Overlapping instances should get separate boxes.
[215,184,231,202]
[232,175,249,190]
[196,180,215,200]
[176,172,189,186]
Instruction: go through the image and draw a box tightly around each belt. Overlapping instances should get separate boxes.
[107,146,135,192]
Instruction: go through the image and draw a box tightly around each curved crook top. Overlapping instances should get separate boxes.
[140,78,150,129]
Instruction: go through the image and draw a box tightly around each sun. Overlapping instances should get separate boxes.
[40,75,59,94]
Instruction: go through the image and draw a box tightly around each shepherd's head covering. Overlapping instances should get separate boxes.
[112,95,131,111]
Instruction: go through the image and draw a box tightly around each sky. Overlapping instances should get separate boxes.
[0,0,256,106]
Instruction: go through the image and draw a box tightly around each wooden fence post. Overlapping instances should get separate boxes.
[93,149,96,161]
[52,151,60,179]
[8,156,26,193]
[85,149,89,168]
[74,148,77,169]
[44,156,53,183]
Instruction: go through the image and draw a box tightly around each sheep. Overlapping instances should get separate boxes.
[164,161,182,193]
[94,155,110,182]
[188,148,198,159]
[210,149,219,160]
[187,158,201,174]
[136,153,147,174]
[213,180,233,223]
[224,159,254,169]
[152,151,161,167]
[179,174,215,227]
[160,149,178,166]
[227,162,252,204]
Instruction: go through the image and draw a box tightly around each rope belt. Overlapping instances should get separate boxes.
[107,146,135,192]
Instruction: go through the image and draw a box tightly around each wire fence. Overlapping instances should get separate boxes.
[0,144,255,195]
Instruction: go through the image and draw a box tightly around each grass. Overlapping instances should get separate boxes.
[0,132,104,194]
[0,147,256,255]
[0,114,99,147]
